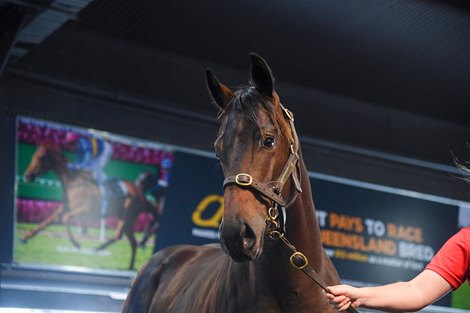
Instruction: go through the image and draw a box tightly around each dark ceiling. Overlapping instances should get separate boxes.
[79,0,470,127]
[3,0,470,125]
[2,0,470,167]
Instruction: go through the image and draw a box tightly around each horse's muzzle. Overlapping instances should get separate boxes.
[219,220,263,262]
[24,173,35,182]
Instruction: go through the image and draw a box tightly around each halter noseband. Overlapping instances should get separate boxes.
[222,104,303,209]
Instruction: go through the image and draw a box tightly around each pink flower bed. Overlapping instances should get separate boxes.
[16,199,62,223]
[18,120,174,165]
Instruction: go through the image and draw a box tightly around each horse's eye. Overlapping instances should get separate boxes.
[215,153,220,159]
[263,136,276,148]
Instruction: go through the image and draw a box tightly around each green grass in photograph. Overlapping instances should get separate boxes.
[15,223,154,271]
[452,283,470,309]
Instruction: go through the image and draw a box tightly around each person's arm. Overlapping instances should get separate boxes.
[327,269,452,312]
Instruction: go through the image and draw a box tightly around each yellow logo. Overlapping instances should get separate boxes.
[191,194,224,228]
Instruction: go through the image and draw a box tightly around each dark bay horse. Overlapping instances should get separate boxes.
[122,53,343,312]
[22,144,153,270]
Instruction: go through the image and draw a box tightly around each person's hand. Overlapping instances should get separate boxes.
[326,292,351,311]
[326,285,362,311]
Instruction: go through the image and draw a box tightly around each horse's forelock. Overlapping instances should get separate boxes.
[218,86,290,141]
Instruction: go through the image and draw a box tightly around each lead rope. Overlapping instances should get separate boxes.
[266,206,359,313]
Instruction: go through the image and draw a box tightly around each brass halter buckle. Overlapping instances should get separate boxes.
[235,173,252,186]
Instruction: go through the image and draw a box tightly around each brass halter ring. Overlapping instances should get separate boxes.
[268,230,284,239]
[268,205,279,221]
[289,251,309,270]
[267,204,285,239]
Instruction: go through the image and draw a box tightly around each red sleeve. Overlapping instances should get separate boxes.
[425,227,470,289]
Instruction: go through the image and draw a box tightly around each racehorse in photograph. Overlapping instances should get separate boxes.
[134,171,166,249]
[22,145,156,270]
[122,53,355,312]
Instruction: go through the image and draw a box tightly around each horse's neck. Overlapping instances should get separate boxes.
[285,156,323,267]
[49,155,92,188]
[49,155,69,184]
[258,154,324,278]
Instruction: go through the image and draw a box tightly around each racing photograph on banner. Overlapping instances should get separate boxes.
[15,116,174,272]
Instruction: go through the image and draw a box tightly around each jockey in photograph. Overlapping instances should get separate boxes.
[158,152,173,189]
[65,132,114,217]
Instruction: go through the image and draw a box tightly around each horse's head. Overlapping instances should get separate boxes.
[207,53,301,262]
[24,145,63,182]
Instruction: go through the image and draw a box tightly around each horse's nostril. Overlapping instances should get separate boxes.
[242,223,256,250]
[242,237,255,250]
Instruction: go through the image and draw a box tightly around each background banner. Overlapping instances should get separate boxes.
[155,151,463,308]
[15,116,174,272]
[14,116,467,308]
[310,177,459,307]
[155,151,224,250]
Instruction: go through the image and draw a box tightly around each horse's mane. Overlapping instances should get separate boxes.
[217,85,292,143]
[40,144,67,162]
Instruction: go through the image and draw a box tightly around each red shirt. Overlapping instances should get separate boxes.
[425,227,470,289]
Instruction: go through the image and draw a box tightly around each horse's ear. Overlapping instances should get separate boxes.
[206,69,234,110]
[250,52,274,97]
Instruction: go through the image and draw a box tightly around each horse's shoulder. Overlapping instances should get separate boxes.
[126,244,228,312]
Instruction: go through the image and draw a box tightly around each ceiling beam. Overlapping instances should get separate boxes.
[0,4,27,78]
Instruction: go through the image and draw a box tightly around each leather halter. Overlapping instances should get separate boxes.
[222,104,303,208]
